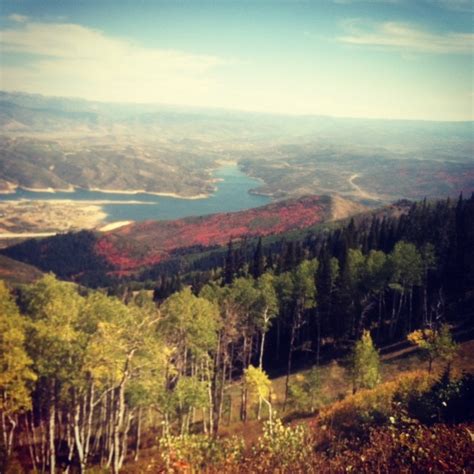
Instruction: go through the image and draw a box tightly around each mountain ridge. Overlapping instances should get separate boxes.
[0,194,366,279]
[96,194,366,273]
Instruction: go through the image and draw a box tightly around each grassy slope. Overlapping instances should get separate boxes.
[219,339,474,437]
[123,338,474,473]
[0,254,43,285]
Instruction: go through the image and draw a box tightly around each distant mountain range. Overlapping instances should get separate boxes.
[1,90,472,139]
[0,90,472,202]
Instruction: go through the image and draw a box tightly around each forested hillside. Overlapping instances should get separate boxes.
[0,193,473,472]
[0,194,363,283]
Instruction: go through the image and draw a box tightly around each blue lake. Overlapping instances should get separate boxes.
[0,165,271,222]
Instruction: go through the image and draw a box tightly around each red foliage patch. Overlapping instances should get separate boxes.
[95,196,329,271]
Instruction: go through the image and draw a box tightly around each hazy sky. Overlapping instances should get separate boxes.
[0,0,472,120]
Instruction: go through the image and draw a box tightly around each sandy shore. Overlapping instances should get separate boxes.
[0,232,58,239]
[98,221,133,232]
[0,184,209,200]
[4,198,155,205]
[23,186,76,193]
[0,182,19,194]
[88,188,209,199]
[0,184,76,194]
[148,191,209,200]
[0,201,108,235]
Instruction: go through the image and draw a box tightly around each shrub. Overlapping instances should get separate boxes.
[318,422,474,472]
[250,418,312,472]
[287,367,322,413]
[158,433,244,472]
[407,324,458,373]
[407,370,474,424]
[319,371,431,437]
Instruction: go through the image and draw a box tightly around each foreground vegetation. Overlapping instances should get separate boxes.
[1,193,473,472]
[1,279,472,472]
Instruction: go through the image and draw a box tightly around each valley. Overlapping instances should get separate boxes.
[0,93,472,470]
[1,92,472,245]
[1,92,472,212]
[0,82,473,474]
[0,164,270,237]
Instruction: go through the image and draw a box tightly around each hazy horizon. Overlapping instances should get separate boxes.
[1,0,472,122]
[3,89,474,124]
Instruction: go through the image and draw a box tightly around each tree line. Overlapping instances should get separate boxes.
[154,193,473,371]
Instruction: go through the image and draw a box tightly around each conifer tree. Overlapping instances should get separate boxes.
[252,237,265,279]
[224,239,235,285]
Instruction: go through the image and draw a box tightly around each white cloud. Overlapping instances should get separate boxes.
[8,13,29,23]
[0,20,226,105]
[339,20,473,54]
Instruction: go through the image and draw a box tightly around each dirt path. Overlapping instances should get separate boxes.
[348,173,379,201]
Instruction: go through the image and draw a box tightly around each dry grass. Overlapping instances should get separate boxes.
[219,339,474,436]
[120,338,474,472]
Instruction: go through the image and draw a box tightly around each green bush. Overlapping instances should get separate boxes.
[251,418,312,472]
[287,367,322,413]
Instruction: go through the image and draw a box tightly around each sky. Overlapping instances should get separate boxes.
[0,0,472,121]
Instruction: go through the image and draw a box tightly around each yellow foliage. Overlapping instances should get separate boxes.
[407,325,458,370]
[407,328,435,347]
[0,280,37,415]
[319,370,431,430]
[245,365,272,402]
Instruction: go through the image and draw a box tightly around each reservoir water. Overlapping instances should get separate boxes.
[0,165,271,222]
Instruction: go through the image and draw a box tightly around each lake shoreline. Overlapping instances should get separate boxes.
[3,198,156,205]
[0,185,210,200]
[0,164,271,230]
[0,231,58,239]
[0,201,108,238]
[88,188,210,199]
[98,221,133,232]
